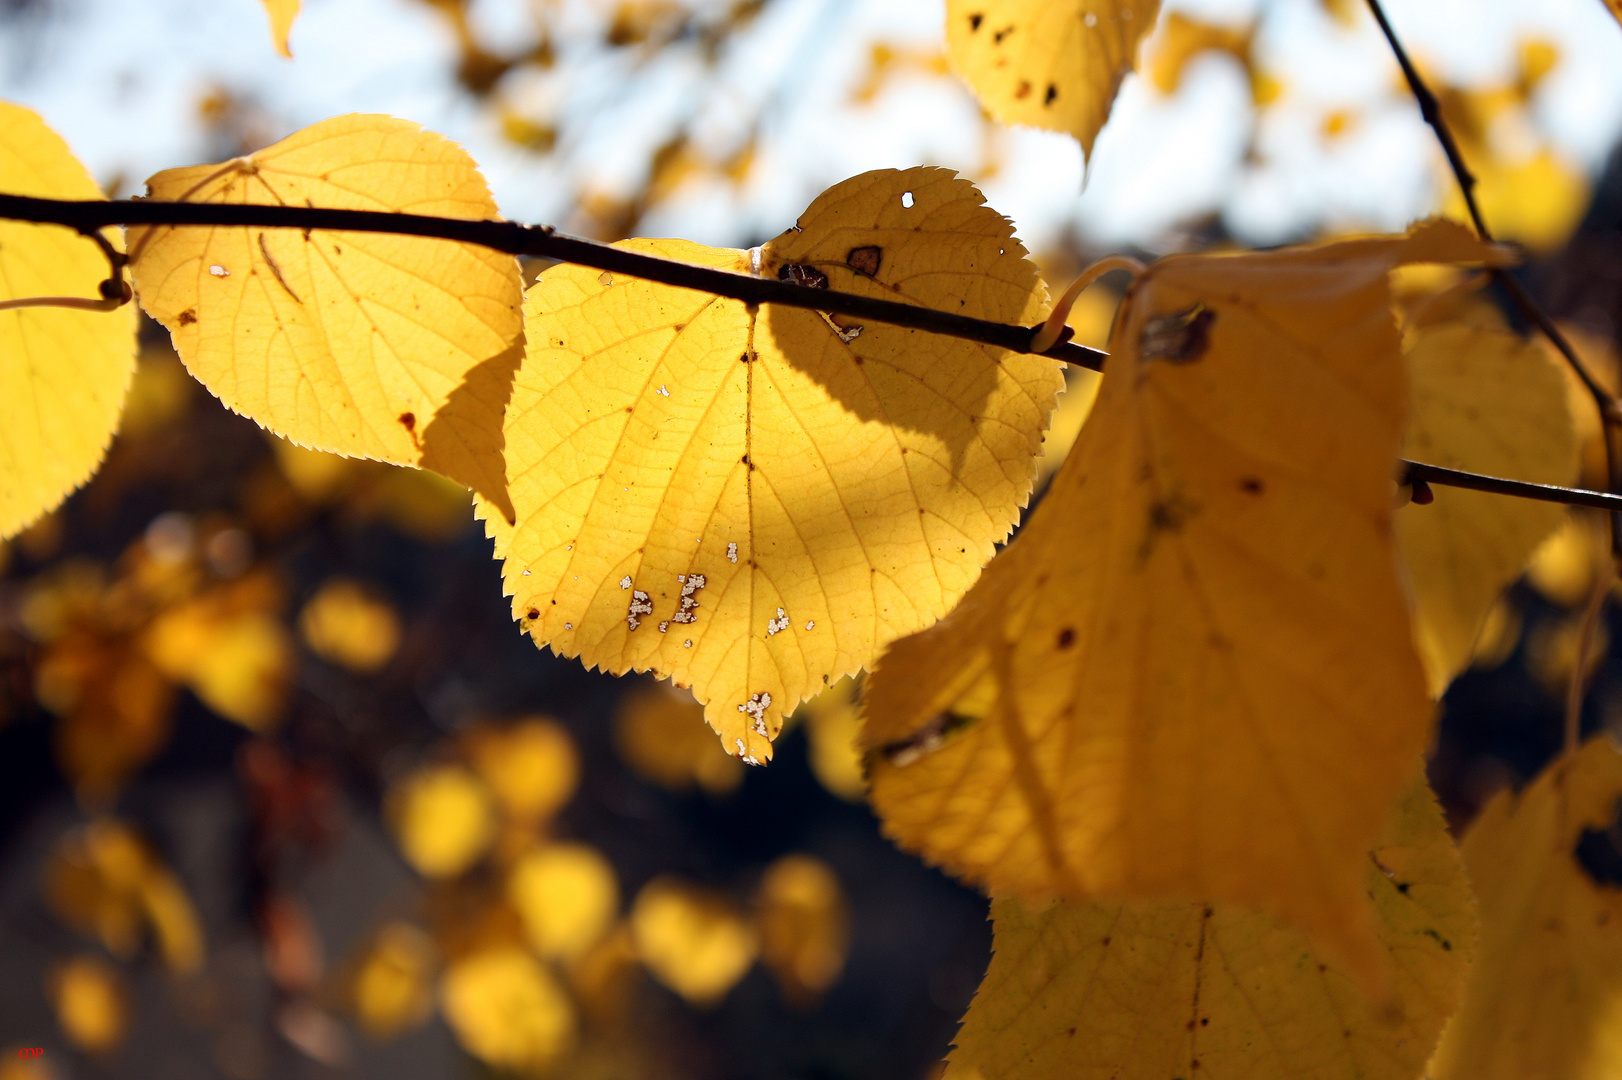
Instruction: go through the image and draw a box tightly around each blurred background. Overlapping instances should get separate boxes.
[3,0,1622,1077]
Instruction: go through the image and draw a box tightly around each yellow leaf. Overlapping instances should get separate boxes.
[802,676,867,801]
[864,221,1504,990]
[387,764,496,878]
[144,571,291,730]
[949,775,1472,1080]
[464,717,579,825]
[1442,147,1588,254]
[508,842,620,959]
[614,683,744,796]
[299,577,401,673]
[439,947,576,1069]
[127,114,523,518]
[45,818,205,974]
[630,876,757,1006]
[757,853,849,1006]
[351,922,436,1039]
[260,0,300,57]
[1428,738,1622,1080]
[0,103,137,541]
[945,0,1162,158]
[1605,2,1622,31]
[50,955,127,1054]
[1397,320,1577,696]
[1145,12,1252,96]
[485,167,1061,762]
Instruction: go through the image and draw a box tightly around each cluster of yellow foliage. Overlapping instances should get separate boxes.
[6,0,1622,1076]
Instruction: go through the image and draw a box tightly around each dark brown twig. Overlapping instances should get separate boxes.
[0,193,1105,370]
[1364,0,1622,553]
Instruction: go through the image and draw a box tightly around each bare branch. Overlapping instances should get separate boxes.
[0,193,1106,371]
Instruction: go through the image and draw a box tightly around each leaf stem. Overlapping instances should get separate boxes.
[1400,462,1622,513]
[1364,0,1622,553]
[1030,254,1145,353]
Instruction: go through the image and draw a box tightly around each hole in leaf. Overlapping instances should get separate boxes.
[900,191,915,209]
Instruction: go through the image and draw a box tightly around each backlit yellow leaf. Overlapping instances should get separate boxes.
[485,167,1060,763]
[50,955,127,1054]
[128,114,523,517]
[757,853,849,1006]
[0,103,137,541]
[949,775,1472,1080]
[387,764,496,878]
[1397,320,1576,696]
[508,842,619,959]
[351,922,436,1039]
[945,0,1162,158]
[1428,738,1622,1080]
[631,876,757,1006]
[144,571,290,730]
[864,221,1504,990]
[260,0,300,57]
[299,577,401,673]
[439,947,576,1069]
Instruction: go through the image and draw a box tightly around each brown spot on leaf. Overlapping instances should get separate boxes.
[1239,476,1264,495]
[177,308,197,326]
[1140,305,1216,365]
[1056,627,1075,649]
[526,608,540,620]
[968,12,983,30]
[779,264,829,289]
[846,245,882,277]
[1044,83,1058,106]
[992,24,1014,43]
[1014,79,1032,99]
[399,412,416,433]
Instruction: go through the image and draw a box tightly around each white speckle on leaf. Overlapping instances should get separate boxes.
[766,608,789,636]
[620,576,632,590]
[657,385,670,397]
[735,738,746,755]
[658,620,670,632]
[564,622,573,630]
[627,589,653,630]
[805,620,815,631]
[671,573,705,625]
[1084,11,1096,26]
[683,639,693,648]
[738,691,771,727]
[209,264,229,277]
[522,569,531,576]
[726,542,738,563]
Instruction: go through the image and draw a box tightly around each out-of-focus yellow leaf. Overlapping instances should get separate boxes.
[631,876,757,1006]
[945,1,1162,159]
[273,437,356,502]
[1428,737,1622,1079]
[484,167,1060,762]
[1527,512,1605,608]
[45,819,204,974]
[259,0,300,56]
[864,221,1504,991]
[1444,148,1588,254]
[50,956,127,1054]
[128,114,523,518]
[0,103,137,541]
[509,842,619,959]
[757,854,848,1006]
[299,578,401,673]
[801,677,866,801]
[465,717,578,825]
[615,683,744,796]
[439,947,576,1069]
[1397,320,1576,696]
[1525,609,1609,698]
[949,775,1472,1080]
[388,764,496,878]
[351,922,436,1039]
[1145,12,1250,95]
[145,572,290,730]
[1600,3,1622,32]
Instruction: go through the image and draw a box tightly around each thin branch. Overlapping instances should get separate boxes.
[1400,461,1622,513]
[1365,0,1622,553]
[0,193,1107,371]
[0,294,127,313]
